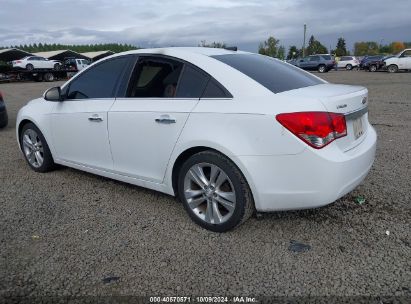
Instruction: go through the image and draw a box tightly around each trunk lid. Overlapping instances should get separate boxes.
[283,83,369,151]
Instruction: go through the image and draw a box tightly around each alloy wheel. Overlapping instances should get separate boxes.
[183,163,236,225]
[22,128,44,168]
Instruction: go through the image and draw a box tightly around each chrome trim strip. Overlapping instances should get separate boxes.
[345,106,368,120]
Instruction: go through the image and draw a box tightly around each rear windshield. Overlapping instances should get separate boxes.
[211,54,323,94]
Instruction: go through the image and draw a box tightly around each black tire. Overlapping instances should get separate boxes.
[26,64,34,71]
[318,64,326,73]
[53,63,60,71]
[0,110,8,128]
[369,65,377,72]
[387,64,398,73]
[44,72,54,82]
[20,122,56,173]
[346,64,352,70]
[177,150,254,232]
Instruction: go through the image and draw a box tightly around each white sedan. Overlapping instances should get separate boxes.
[16,47,377,232]
[12,56,61,71]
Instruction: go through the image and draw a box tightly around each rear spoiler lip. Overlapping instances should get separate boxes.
[345,105,368,120]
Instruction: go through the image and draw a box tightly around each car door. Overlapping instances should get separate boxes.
[36,57,47,68]
[108,55,209,183]
[338,57,346,68]
[50,56,131,170]
[398,50,411,69]
[298,57,309,69]
[308,56,319,70]
[29,57,39,69]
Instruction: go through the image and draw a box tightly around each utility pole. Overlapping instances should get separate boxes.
[302,24,307,57]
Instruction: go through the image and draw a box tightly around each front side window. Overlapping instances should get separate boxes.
[212,54,324,94]
[309,56,320,62]
[401,50,411,57]
[66,56,129,99]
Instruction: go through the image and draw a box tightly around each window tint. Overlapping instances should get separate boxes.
[212,54,323,94]
[321,55,332,60]
[309,56,320,61]
[127,57,184,98]
[175,65,209,98]
[202,79,231,98]
[67,56,129,99]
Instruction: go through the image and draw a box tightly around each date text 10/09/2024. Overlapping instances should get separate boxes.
[149,296,257,303]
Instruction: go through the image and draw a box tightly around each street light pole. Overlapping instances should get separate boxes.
[303,24,307,57]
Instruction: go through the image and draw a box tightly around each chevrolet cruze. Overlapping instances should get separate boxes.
[16,47,377,232]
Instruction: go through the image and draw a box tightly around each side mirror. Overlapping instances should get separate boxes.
[299,59,304,62]
[44,87,63,102]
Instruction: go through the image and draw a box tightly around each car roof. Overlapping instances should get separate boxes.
[117,47,245,58]
[65,47,272,98]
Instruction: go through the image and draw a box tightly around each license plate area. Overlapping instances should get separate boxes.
[352,116,364,139]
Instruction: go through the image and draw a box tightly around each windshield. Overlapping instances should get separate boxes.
[211,53,324,94]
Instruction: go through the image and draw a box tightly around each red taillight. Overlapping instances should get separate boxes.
[276,112,347,149]
[16,60,21,63]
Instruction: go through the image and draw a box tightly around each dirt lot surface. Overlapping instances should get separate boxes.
[0,71,410,301]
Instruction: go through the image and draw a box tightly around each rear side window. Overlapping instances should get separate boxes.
[321,55,332,60]
[202,79,232,98]
[309,56,320,61]
[176,65,209,98]
[66,56,129,99]
[212,54,323,94]
[126,57,184,98]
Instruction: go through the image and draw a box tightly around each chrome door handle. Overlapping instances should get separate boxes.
[88,115,103,122]
[155,115,176,124]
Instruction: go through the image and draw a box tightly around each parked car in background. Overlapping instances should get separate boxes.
[12,56,62,71]
[292,54,335,72]
[337,56,359,70]
[360,55,386,72]
[64,58,90,71]
[16,47,376,232]
[383,49,411,73]
[0,91,8,128]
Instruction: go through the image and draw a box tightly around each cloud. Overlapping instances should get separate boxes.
[1,0,410,51]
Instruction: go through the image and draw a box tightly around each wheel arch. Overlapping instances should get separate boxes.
[17,119,52,156]
[387,64,399,72]
[170,146,257,207]
[17,119,34,148]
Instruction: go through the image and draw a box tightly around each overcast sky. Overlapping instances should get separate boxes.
[1,0,410,52]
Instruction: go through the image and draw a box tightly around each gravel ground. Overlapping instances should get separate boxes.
[0,71,410,301]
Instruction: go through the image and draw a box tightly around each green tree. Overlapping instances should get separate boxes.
[379,44,392,54]
[277,45,285,60]
[354,41,379,56]
[199,40,226,48]
[258,36,280,57]
[335,37,347,56]
[306,35,328,55]
[287,45,300,59]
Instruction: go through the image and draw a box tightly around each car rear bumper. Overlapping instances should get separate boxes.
[236,125,377,212]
